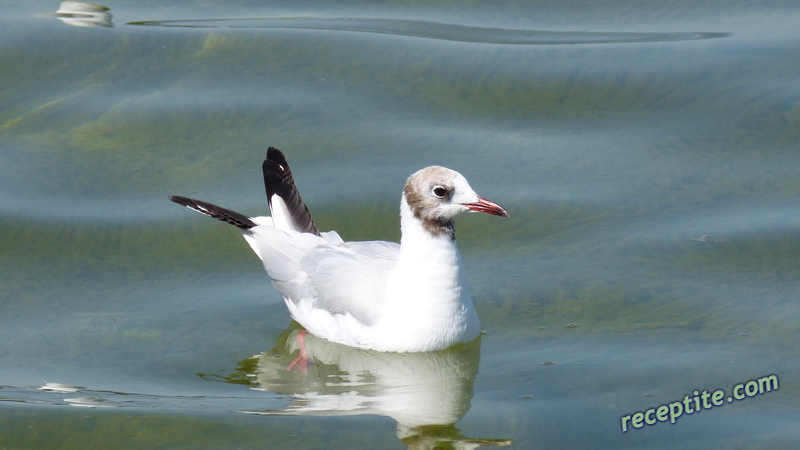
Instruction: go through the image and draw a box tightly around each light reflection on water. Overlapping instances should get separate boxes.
[1,0,799,448]
[127,17,729,45]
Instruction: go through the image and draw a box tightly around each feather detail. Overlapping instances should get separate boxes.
[263,147,320,236]
[168,195,256,230]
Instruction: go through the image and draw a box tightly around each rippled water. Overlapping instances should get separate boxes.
[2,0,799,448]
[128,17,729,45]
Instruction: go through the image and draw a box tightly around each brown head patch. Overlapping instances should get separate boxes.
[403,167,457,239]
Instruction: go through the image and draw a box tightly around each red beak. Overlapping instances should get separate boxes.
[463,197,510,218]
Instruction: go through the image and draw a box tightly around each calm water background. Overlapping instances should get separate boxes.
[2,0,799,448]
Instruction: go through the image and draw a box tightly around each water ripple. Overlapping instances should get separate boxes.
[127,17,730,45]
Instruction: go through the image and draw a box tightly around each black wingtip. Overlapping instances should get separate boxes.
[262,148,321,236]
[169,195,257,230]
[267,147,288,169]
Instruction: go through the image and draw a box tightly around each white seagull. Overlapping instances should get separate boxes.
[170,148,509,352]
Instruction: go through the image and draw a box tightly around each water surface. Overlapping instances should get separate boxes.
[2,0,799,448]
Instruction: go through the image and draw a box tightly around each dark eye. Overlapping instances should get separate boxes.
[432,186,447,198]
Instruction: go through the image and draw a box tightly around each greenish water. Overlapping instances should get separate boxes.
[2,0,799,448]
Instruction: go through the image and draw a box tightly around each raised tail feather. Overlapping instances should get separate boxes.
[263,147,321,236]
[169,195,257,230]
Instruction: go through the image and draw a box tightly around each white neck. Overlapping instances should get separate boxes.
[372,196,479,351]
[397,195,457,260]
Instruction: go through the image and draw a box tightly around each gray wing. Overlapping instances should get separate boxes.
[297,240,399,326]
[246,225,399,327]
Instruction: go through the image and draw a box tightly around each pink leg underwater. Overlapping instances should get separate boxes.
[286,330,311,373]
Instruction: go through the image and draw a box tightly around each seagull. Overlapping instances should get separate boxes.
[170,148,509,352]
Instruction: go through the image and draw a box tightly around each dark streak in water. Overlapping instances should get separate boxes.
[127,17,730,45]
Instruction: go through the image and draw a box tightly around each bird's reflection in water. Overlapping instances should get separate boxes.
[205,323,512,449]
[38,1,114,28]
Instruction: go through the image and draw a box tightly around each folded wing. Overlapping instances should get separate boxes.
[245,225,399,326]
